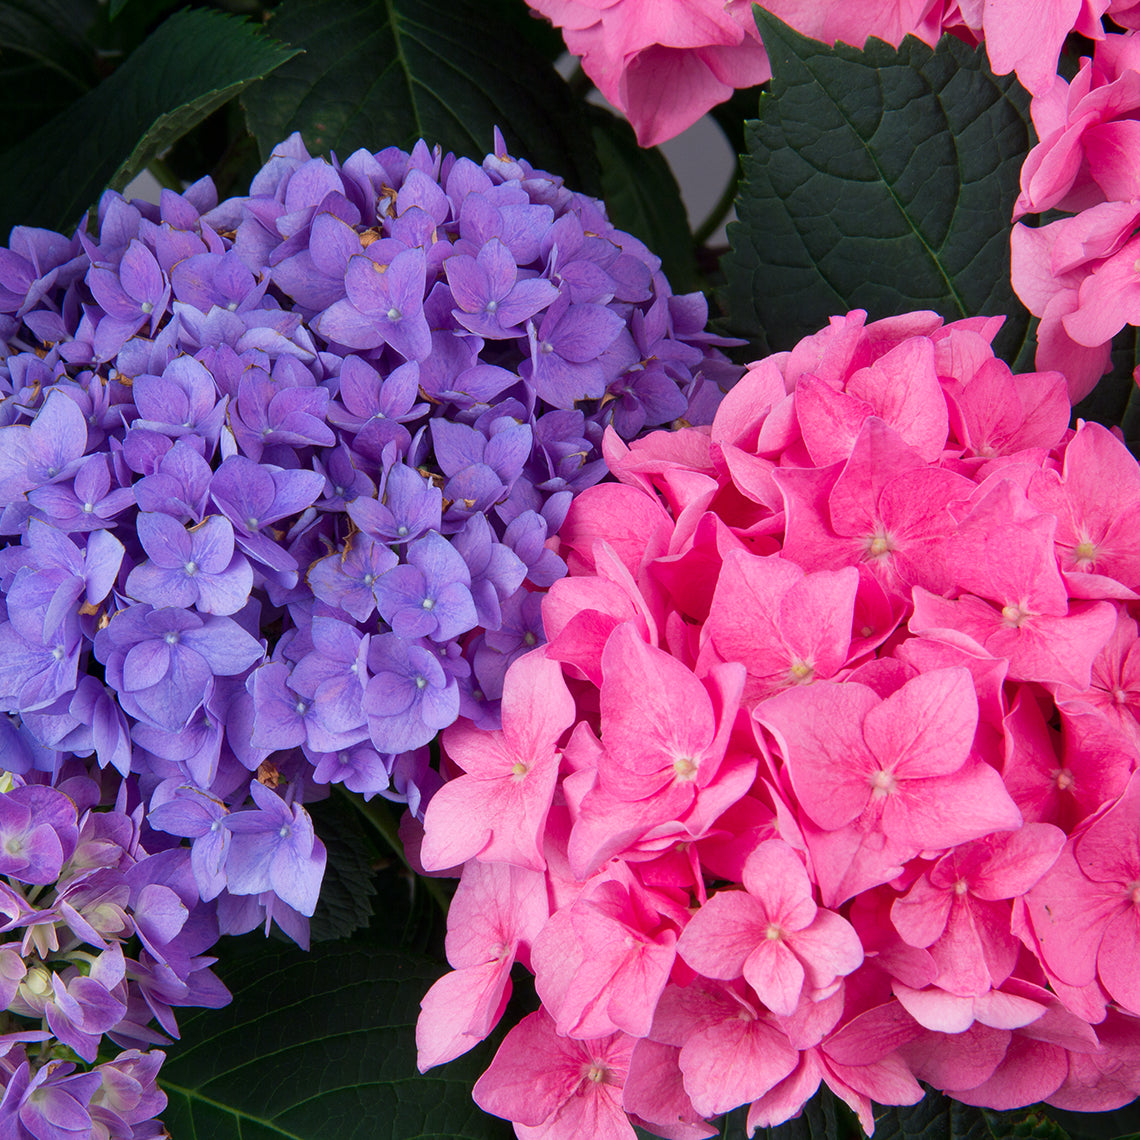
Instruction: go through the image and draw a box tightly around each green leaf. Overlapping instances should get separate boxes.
[874,1089,1080,1140]
[159,936,514,1140]
[480,0,566,64]
[107,0,182,24]
[588,105,699,294]
[305,796,378,943]
[0,7,298,237]
[1041,1101,1140,1140]
[0,0,98,88]
[241,0,599,195]
[700,1087,844,1140]
[722,9,1033,365]
[1071,325,1140,449]
[0,0,100,149]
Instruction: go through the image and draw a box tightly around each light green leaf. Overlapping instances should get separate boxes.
[722,9,1033,365]
[0,7,298,237]
[241,0,598,195]
[159,938,514,1140]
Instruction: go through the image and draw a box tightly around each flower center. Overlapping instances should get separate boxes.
[865,530,894,559]
[870,768,897,797]
[1074,539,1099,565]
[583,1062,607,1085]
[673,755,698,781]
[1001,603,1029,628]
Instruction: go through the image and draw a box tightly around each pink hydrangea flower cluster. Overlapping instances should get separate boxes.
[525,0,1140,147]
[413,308,1140,1138]
[1011,27,1140,400]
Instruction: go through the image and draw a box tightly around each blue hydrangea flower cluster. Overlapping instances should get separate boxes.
[0,129,739,1131]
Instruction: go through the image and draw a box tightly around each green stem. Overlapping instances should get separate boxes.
[145,156,183,191]
[567,60,594,100]
[336,787,451,916]
[692,158,742,247]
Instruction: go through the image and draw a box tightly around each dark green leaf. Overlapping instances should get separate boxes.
[0,0,99,149]
[1071,326,1140,449]
[876,1093,994,1140]
[241,0,599,195]
[106,0,183,25]
[1042,1101,1140,1140]
[588,106,699,294]
[159,936,514,1140]
[481,0,566,63]
[875,1089,1083,1140]
[306,796,378,943]
[0,0,98,88]
[722,10,1033,365]
[0,7,298,237]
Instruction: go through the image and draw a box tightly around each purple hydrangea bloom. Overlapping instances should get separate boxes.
[223,780,326,915]
[0,126,741,1134]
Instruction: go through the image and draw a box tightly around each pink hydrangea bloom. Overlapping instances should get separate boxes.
[525,0,771,146]
[525,1,1138,149]
[416,309,1140,1135]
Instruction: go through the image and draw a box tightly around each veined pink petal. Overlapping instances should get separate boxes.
[1096,898,1140,1014]
[756,681,881,830]
[861,667,978,779]
[600,622,716,779]
[418,758,559,872]
[676,889,769,980]
[473,1009,635,1138]
[744,937,806,1017]
[416,957,513,1070]
[679,1015,798,1117]
[622,1039,716,1140]
[947,1036,1069,1109]
[789,909,864,992]
[1024,847,1127,986]
[444,859,549,968]
[879,759,1022,851]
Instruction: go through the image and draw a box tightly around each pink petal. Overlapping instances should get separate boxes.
[416,958,512,1070]
[862,667,978,779]
[744,937,806,1017]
